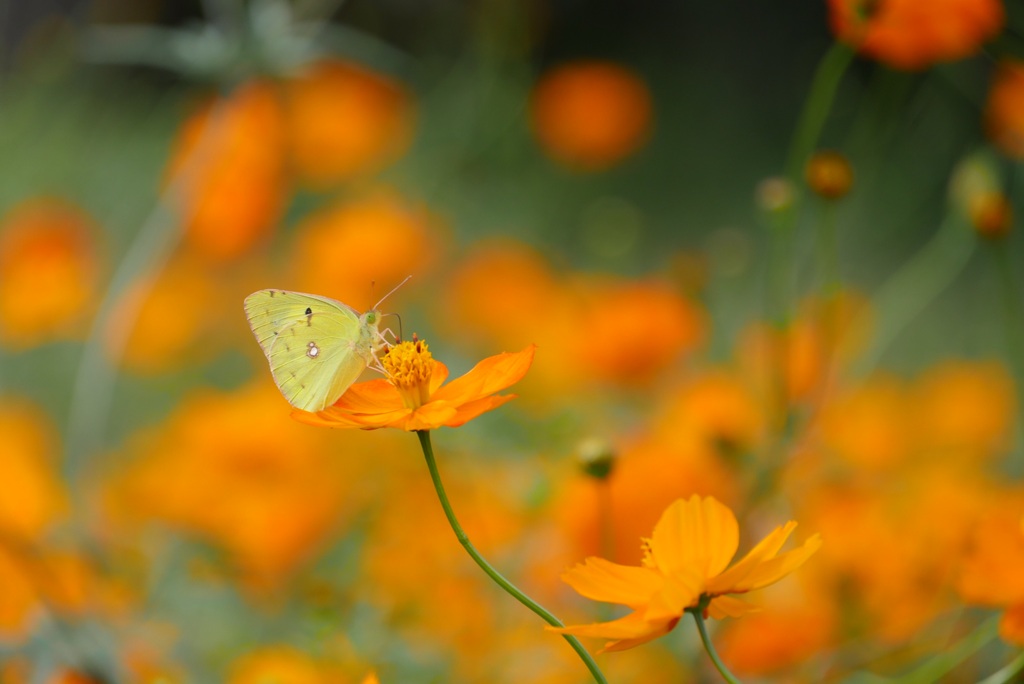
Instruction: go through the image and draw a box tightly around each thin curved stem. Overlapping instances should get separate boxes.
[786,42,856,182]
[415,430,609,684]
[978,651,1024,684]
[64,88,233,484]
[992,241,1024,459]
[893,616,997,684]
[690,606,742,684]
[853,213,974,376]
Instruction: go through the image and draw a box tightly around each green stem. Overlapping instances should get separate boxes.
[992,242,1024,457]
[893,616,998,684]
[415,430,609,684]
[765,43,853,328]
[762,41,853,424]
[854,212,975,376]
[689,605,742,684]
[977,651,1024,684]
[819,201,842,298]
[64,90,235,484]
[786,42,856,182]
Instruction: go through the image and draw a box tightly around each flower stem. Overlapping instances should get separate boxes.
[786,42,855,182]
[853,212,975,376]
[415,430,609,684]
[889,615,997,684]
[978,651,1024,684]
[689,606,742,684]
[991,240,1024,460]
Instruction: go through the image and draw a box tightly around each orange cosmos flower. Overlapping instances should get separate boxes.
[166,80,286,261]
[0,198,100,349]
[986,61,1024,159]
[294,339,535,431]
[530,61,652,171]
[958,508,1024,645]
[229,645,375,684]
[0,399,67,541]
[828,0,1004,70]
[284,59,415,189]
[104,382,371,591]
[549,495,821,653]
[288,189,439,311]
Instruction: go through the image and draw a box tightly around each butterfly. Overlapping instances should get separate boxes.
[244,289,391,412]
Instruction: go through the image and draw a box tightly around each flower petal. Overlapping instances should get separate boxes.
[707,594,758,620]
[720,533,822,593]
[705,521,797,594]
[429,360,450,395]
[431,345,536,405]
[293,406,413,430]
[443,394,517,428]
[561,557,664,608]
[291,409,369,429]
[643,571,702,622]
[332,379,404,413]
[648,495,739,581]
[999,603,1024,646]
[598,618,679,653]
[547,609,677,653]
[396,401,460,431]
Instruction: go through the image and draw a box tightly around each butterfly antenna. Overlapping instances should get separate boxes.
[373,275,412,311]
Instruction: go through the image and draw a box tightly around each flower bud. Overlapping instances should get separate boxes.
[577,437,616,480]
[805,151,854,200]
[755,177,795,214]
[969,192,1013,239]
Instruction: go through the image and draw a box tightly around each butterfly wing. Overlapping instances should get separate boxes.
[244,289,373,412]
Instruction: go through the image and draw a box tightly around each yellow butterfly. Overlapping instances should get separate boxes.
[244,289,388,412]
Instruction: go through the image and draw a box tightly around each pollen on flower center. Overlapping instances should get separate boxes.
[382,336,434,408]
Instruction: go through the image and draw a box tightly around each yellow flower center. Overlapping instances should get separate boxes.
[382,336,434,409]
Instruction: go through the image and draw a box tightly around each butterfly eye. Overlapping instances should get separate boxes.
[305,307,313,316]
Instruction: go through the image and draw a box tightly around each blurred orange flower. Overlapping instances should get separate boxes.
[0,198,100,349]
[530,61,652,171]
[549,495,821,653]
[439,239,562,352]
[818,374,912,471]
[957,506,1024,645]
[794,464,992,643]
[912,360,1015,459]
[715,583,836,676]
[167,81,286,261]
[107,251,224,373]
[0,399,66,541]
[287,188,439,311]
[0,547,94,640]
[105,382,370,591]
[229,645,372,684]
[440,240,704,393]
[651,370,765,455]
[566,277,705,386]
[828,0,1004,70]
[986,61,1024,159]
[284,59,414,189]
[551,438,738,572]
[295,339,534,431]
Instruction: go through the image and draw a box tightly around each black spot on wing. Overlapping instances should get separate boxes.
[305,307,312,316]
